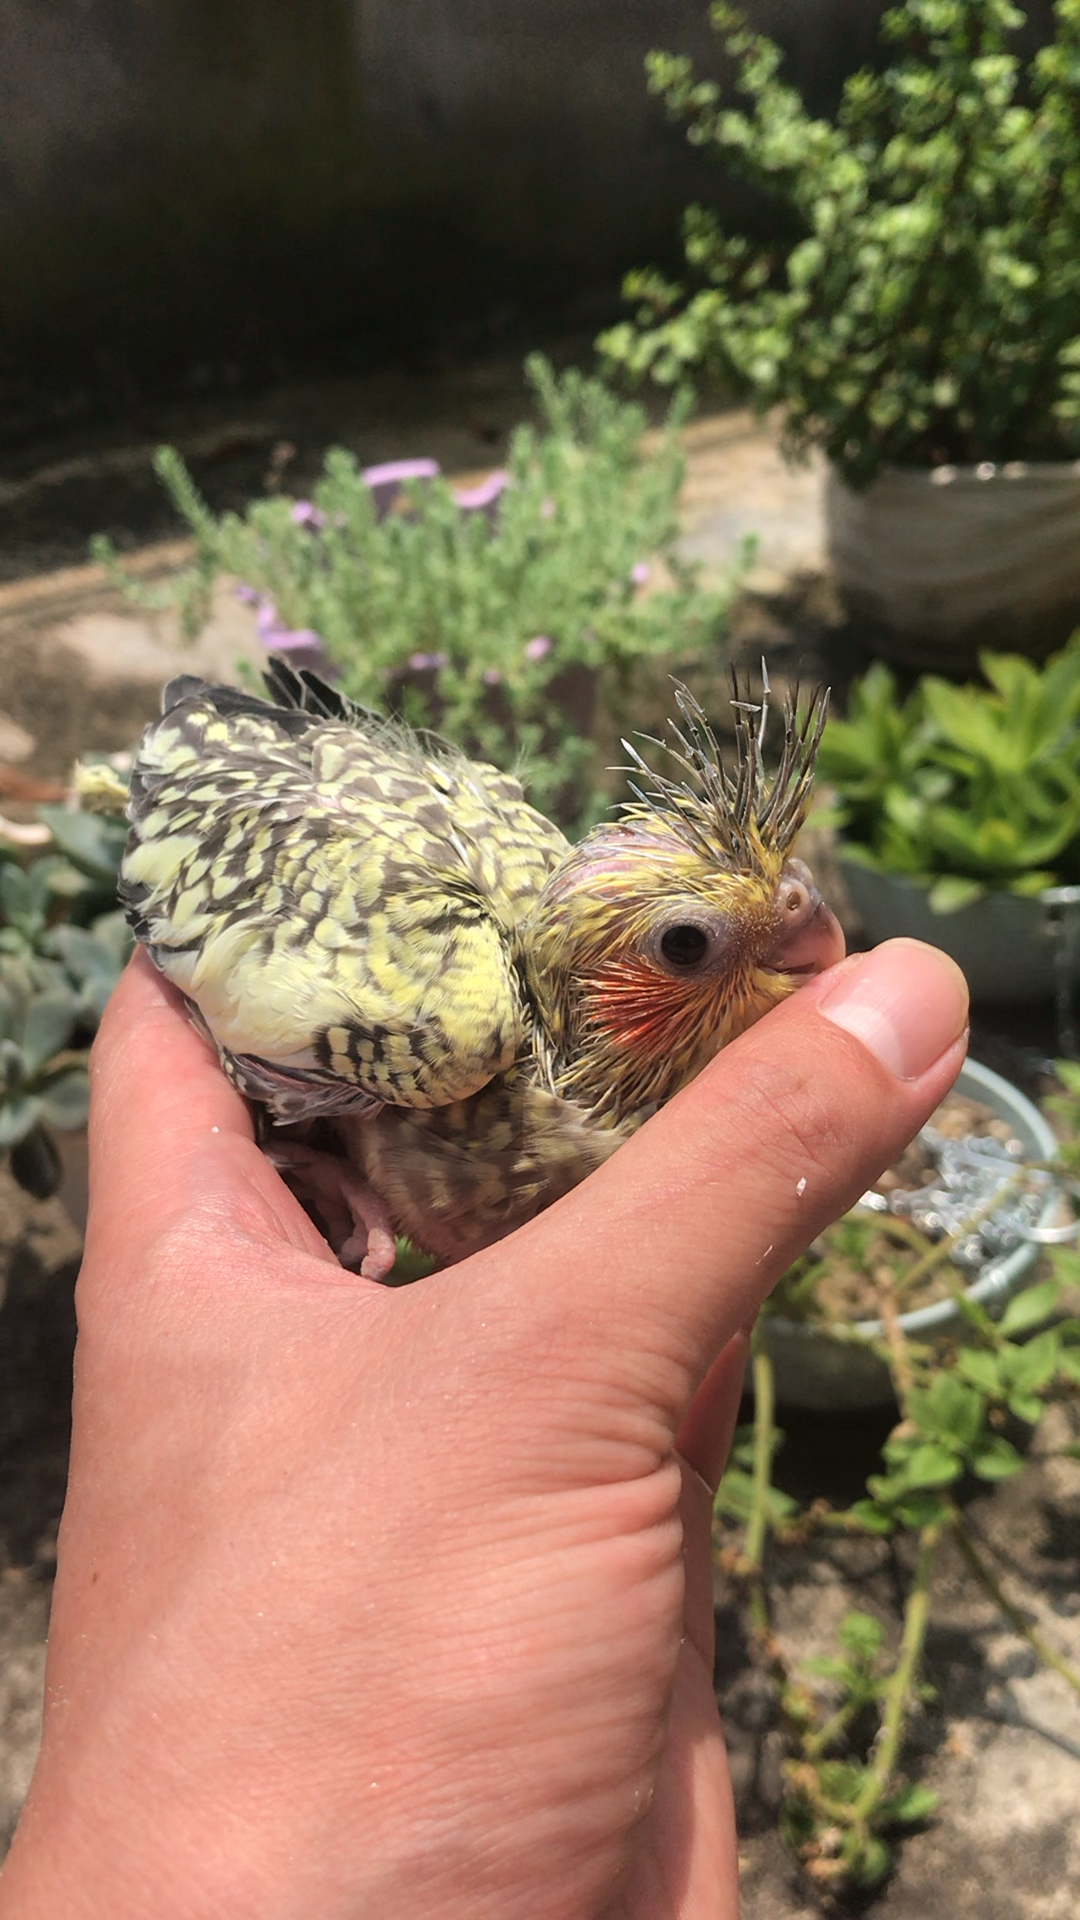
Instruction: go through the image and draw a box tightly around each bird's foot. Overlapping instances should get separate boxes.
[264,1143,398,1281]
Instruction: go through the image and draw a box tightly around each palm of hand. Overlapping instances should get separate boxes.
[3,940,969,1920]
[41,957,739,1920]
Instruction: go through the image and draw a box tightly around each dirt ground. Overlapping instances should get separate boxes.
[1,352,1078,1913]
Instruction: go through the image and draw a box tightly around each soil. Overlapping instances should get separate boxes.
[777,1093,1033,1322]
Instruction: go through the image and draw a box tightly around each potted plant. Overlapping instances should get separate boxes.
[761,1056,1062,1411]
[813,645,1080,1002]
[93,357,746,837]
[601,0,1080,667]
[0,800,129,1240]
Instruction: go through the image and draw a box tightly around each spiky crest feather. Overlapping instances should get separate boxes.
[619,668,828,876]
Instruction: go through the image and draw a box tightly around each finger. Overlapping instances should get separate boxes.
[676,1332,751,1493]
[470,940,968,1419]
[87,952,330,1260]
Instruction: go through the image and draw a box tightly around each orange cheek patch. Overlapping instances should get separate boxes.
[586,957,720,1056]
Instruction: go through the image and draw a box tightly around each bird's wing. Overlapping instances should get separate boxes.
[121,675,569,1119]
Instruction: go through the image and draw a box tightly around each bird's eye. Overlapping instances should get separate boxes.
[647,907,733,977]
[659,923,710,969]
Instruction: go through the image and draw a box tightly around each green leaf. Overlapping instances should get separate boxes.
[818,1758,870,1806]
[893,1490,952,1530]
[927,874,984,913]
[0,1094,41,1147]
[1007,1328,1062,1393]
[846,1832,892,1886]
[969,1435,1024,1481]
[902,1443,964,1489]
[713,1466,798,1525]
[21,992,78,1079]
[847,1498,896,1535]
[908,1373,984,1448]
[999,1279,1062,1337]
[36,807,126,885]
[1007,1392,1045,1426]
[803,1653,857,1681]
[839,1609,886,1659]
[956,1349,1004,1396]
[38,1068,90,1132]
[883,1781,939,1826]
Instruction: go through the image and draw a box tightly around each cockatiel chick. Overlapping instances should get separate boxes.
[118,659,844,1278]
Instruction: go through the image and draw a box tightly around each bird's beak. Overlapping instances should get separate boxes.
[761,857,846,979]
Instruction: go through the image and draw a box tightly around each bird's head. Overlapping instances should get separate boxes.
[524,678,844,1120]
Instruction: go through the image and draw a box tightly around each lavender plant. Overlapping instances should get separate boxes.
[94,358,745,831]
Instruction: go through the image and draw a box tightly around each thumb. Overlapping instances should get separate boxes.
[468,940,969,1425]
[85,949,333,1265]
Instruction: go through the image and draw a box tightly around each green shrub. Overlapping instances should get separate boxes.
[602,0,1080,485]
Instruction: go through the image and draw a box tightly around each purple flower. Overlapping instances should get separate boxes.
[482,667,502,686]
[408,651,449,672]
[290,500,326,529]
[524,635,553,662]
[630,561,651,586]
[269,628,324,654]
[363,458,440,522]
[234,583,259,604]
[252,596,324,665]
[452,470,509,523]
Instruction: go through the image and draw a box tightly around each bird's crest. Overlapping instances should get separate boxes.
[619,669,828,873]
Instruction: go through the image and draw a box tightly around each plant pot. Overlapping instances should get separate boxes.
[838,860,1080,1005]
[763,1059,1060,1413]
[826,462,1080,670]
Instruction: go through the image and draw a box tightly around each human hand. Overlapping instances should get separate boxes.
[1,940,968,1920]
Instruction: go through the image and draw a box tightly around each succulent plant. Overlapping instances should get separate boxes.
[0,800,129,1200]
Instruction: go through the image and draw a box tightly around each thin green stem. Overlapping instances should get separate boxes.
[724,1327,786,1658]
[803,1695,863,1761]
[744,1324,775,1580]
[852,1519,942,1824]
[951,1513,1080,1702]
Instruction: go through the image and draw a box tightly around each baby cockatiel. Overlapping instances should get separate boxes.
[119,659,843,1276]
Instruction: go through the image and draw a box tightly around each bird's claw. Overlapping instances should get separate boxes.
[266,1143,398,1281]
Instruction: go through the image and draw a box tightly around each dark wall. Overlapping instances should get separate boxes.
[0,2,1054,428]
[1,1,367,418]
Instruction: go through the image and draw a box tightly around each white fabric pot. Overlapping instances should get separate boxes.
[826,461,1080,668]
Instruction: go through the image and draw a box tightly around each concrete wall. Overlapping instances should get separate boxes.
[0,2,1055,424]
